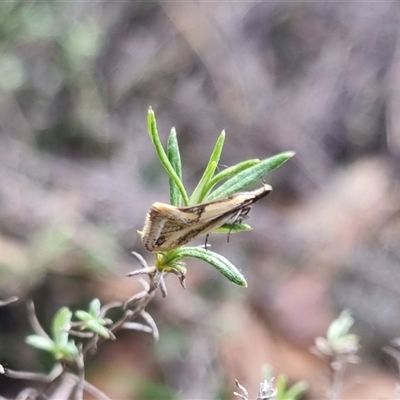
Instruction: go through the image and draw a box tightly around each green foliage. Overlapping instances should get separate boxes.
[206,158,260,196]
[312,310,361,361]
[189,130,226,204]
[206,152,293,201]
[259,365,308,400]
[26,307,79,361]
[25,299,113,362]
[275,375,308,400]
[148,107,294,206]
[167,127,183,207]
[146,107,294,286]
[326,310,360,352]
[158,246,247,287]
[75,298,110,338]
[147,108,189,205]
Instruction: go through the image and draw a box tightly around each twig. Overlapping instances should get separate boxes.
[4,367,61,383]
[26,300,50,339]
[329,360,347,400]
[72,345,85,400]
[15,388,38,400]
[0,296,19,307]
[141,310,159,342]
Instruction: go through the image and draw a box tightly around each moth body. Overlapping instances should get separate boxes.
[141,184,272,252]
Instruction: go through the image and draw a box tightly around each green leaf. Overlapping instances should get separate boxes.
[167,127,183,206]
[327,310,354,343]
[204,158,260,195]
[26,310,78,361]
[171,247,247,286]
[85,320,110,338]
[75,310,92,322]
[276,375,287,397]
[51,307,72,348]
[88,298,101,317]
[57,340,79,360]
[285,381,309,399]
[207,151,295,200]
[75,300,110,338]
[25,335,56,353]
[147,107,189,205]
[189,130,225,205]
[276,374,308,400]
[213,223,252,234]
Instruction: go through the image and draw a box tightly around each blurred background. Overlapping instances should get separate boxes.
[1,1,400,399]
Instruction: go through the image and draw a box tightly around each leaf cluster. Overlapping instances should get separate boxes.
[25,300,111,362]
[145,107,294,287]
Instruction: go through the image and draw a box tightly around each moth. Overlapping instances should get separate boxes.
[141,183,272,252]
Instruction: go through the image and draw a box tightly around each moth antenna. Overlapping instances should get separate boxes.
[216,164,228,173]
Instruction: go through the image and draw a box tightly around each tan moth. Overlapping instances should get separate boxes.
[141,184,272,252]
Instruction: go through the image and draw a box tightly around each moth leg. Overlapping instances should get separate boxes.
[226,206,253,243]
[204,234,210,250]
[226,209,244,243]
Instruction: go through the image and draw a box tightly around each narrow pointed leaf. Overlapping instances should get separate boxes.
[284,381,309,399]
[167,127,183,206]
[276,375,289,399]
[86,320,110,338]
[25,335,56,353]
[204,159,260,195]
[75,310,92,322]
[147,107,188,205]
[189,130,225,205]
[172,246,247,286]
[88,298,101,317]
[213,223,252,234]
[327,310,354,342]
[52,307,72,348]
[207,151,295,200]
[57,340,79,360]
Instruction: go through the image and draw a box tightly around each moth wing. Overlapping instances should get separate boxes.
[153,209,238,251]
[180,197,247,223]
[142,202,202,252]
[141,184,273,252]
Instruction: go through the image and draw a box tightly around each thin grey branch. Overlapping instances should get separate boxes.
[26,300,50,339]
[141,310,159,342]
[0,296,19,307]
